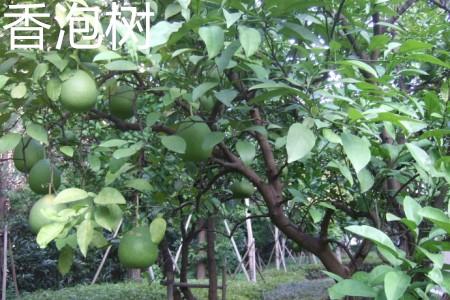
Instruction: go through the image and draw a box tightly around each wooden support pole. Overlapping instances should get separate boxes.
[221,259,227,300]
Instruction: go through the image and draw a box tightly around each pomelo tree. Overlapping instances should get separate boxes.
[0,0,449,299]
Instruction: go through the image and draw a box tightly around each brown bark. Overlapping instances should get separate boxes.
[160,239,181,300]
[207,217,218,300]
[180,237,195,300]
[196,228,207,280]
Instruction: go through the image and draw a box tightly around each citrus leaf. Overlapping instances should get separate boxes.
[286,123,316,163]
[55,188,89,204]
[94,187,126,205]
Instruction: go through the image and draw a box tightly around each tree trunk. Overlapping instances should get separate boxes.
[160,239,181,300]
[180,237,195,300]
[207,217,218,300]
[196,228,207,280]
[260,183,351,278]
[127,269,141,282]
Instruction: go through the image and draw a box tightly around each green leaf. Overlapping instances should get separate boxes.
[192,82,218,101]
[406,143,433,170]
[403,196,422,225]
[327,160,353,186]
[60,146,74,157]
[329,279,377,299]
[0,75,9,90]
[236,140,256,165]
[177,0,190,9]
[26,123,48,145]
[407,53,450,69]
[384,271,411,300]
[146,112,161,127]
[199,26,224,59]
[33,63,48,82]
[150,217,167,244]
[58,246,74,275]
[161,135,186,154]
[0,133,21,154]
[202,132,225,151]
[77,219,94,257]
[125,179,153,193]
[340,60,378,78]
[46,79,61,101]
[368,265,394,285]
[93,51,122,62]
[99,139,129,148]
[112,142,143,159]
[418,246,443,269]
[322,129,342,144]
[419,206,450,233]
[11,83,27,99]
[55,188,89,204]
[94,187,126,205]
[283,22,319,43]
[357,168,374,193]
[149,21,183,48]
[37,223,65,248]
[346,225,397,253]
[238,26,262,57]
[91,231,108,248]
[341,133,371,173]
[44,53,68,71]
[223,9,242,28]
[215,40,240,73]
[214,89,238,106]
[105,60,138,71]
[286,123,316,163]
[399,40,433,53]
[94,205,122,232]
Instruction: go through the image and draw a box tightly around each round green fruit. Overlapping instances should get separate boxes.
[118,226,159,269]
[177,117,212,161]
[13,137,45,173]
[200,97,215,112]
[60,70,98,113]
[109,85,135,119]
[28,194,66,234]
[230,180,255,199]
[28,159,61,194]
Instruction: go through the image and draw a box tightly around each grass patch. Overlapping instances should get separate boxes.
[19,266,307,300]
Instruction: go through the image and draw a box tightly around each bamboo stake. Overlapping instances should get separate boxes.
[223,220,250,281]
[91,219,123,285]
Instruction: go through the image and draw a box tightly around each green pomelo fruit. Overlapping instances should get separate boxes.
[118,226,159,268]
[13,137,45,173]
[28,159,61,194]
[109,85,135,119]
[177,117,212,161]
[60,70,98,113]
[28,194,66,234]
[230,180,255,199]
[200,97,215,112]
